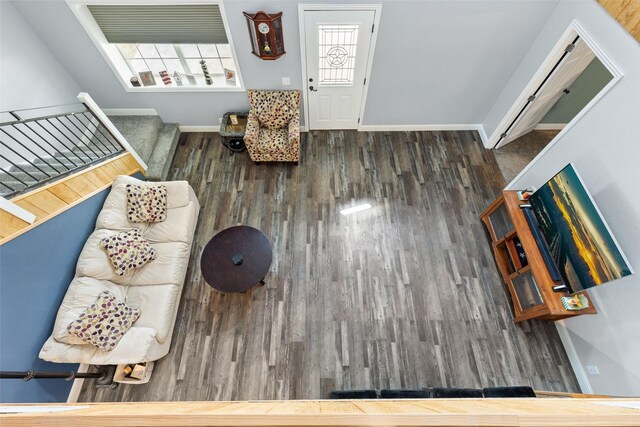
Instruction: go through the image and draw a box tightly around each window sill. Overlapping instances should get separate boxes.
[122,85,246,93]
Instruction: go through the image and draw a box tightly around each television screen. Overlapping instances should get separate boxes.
[529,164,632,292]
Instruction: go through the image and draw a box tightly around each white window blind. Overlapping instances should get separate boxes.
[87,4,228,44]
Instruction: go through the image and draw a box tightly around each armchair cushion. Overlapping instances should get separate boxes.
[258,128,289,154]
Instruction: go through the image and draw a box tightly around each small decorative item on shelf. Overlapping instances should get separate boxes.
[173,71,183,86]
[130,76,141,87]
[185,74,196,85]
[159,70,172,85]
[200,60,213,85]
[561,294,589,311]
[139,71,156,86]
[517,187,536,201]
[224,68,236,85]
[243,11,285,60]
[114,361,154,384]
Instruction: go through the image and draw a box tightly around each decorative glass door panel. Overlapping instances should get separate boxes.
[318,25,359,86]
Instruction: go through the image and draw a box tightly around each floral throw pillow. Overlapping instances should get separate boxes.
[67,291,141,351]
[126,184,167,223]
[100,228,157,276]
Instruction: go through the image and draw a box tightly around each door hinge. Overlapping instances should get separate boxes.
[565,43,576,53]
[358,118,361,124]
[527,95,536,102]
[364,78,366,85]
[500,132,508,139]
[372,23,374,33]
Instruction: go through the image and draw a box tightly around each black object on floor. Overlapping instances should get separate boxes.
[329,389,377,399]
[432,387,483,398]
[380,389,430,399]
[483,386,536,398]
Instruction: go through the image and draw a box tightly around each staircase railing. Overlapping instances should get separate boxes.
[0,102,125,198]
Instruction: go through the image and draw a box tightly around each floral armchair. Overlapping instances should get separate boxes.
[244,90,301,164]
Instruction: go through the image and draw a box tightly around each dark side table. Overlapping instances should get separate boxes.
[200,226,272,293]
[219,112,249,153]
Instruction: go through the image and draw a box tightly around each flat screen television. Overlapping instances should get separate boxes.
[529,164,632,293]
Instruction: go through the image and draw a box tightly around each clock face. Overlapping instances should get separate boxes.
[258,22,270,34]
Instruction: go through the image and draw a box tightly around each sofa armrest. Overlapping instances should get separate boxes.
[40,326,159,365]
[288,114,301,161]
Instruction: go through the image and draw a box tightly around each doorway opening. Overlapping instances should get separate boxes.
[489,21,621,185]
[298,4,381,130]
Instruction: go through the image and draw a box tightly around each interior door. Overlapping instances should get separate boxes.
[497,38,595,148]
[303,9,376,130]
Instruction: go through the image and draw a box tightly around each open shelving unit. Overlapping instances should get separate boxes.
[481,191,597,322]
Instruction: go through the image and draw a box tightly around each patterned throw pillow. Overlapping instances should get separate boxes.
[67,291,141,351]
[126,184,167,223]
[100,228,157,276]
[260,99,294,130]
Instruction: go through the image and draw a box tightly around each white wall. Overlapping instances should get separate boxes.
[484,0,640,396]
[11,0,559,127]
[0,0,81,111]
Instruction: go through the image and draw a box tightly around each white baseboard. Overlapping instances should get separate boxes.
[178,125,220,132]
[103,108,158,116]
[357,124,488,145]
[555,320,593,394]
[66,364,89,403]
[534,123,566,130]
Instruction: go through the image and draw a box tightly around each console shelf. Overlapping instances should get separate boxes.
[480,191,597,322]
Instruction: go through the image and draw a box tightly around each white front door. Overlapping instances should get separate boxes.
[303,9,376,130]
[497,38,595,147]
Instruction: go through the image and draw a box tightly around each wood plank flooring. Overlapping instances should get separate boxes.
[79,130,578,402]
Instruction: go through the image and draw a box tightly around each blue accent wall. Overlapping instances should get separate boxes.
[0,173,143,403]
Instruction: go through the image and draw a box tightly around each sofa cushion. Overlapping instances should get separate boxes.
[53,277,128,345]
[67,291,141,351]
[126,284,180,344]
[126,184,167,223]
[143,202,199,244]
[100,228,157,276]
[126,242,191,287]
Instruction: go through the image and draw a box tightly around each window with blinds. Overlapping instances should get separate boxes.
[74,2,241,90]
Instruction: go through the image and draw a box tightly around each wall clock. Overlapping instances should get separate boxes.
[243,11,285,60]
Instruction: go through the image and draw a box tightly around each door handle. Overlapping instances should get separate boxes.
[309,86,318,92]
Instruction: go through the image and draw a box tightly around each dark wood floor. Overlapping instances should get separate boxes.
[79,130,578,402]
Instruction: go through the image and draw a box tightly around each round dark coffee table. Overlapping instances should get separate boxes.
[200,226,272,293]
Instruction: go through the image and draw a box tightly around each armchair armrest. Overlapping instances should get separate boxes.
[244,114,260,151]
[288,114,301,161]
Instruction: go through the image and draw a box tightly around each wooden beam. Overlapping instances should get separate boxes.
[598,0,640,42]
[1,399,639,426]
[0,153,143,245]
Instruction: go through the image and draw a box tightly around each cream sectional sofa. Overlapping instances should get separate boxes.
[39,175,199,365]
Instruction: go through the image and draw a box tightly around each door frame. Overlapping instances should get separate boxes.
[298,4,382,131]
[488,20,622,151]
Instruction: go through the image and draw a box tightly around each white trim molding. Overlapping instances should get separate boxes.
[359,124,488,145]
[178,125,220,133]
[103,108,158,116]
[534,123,566,130]
[555,320,594,394]
[0,197,36,224]
[298,4,382,132]
[503,20,622,189]
[78,92,148,170]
